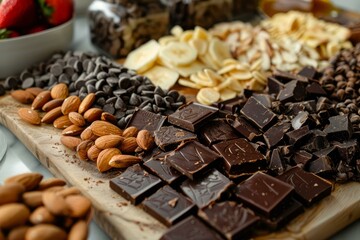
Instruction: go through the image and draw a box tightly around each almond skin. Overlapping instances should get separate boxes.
[90,120,123,136]
[42,99,64,112]
[61,96,81,115]
[25,87,44,96]
[62,125,84,136]
[30,207,56,224]
[101,112,117,123]
[120,137,138,153]
[25,224,67,240]
[41,106,63,124]
[0,203,30,229]
[31,90,51,110]
[68,112,86,127]
[97,148,121,172]
[78,93,96,114]
[95,135,124,149]
[122,126,139,138]
[76,140,94,161]
[109,155,141,168]
[136,129,154,150]
[7,225,29,240]
[38,178,67,191]
[22,191,43,208]
[42,191,70,216]
[11,90,34,104]
[83,108,103,122]
[65,195,92,218]
[57,187,80,198]
[18,108,41,125]
[5,173,43,191]
[60,136,82,151]
[0,183,25,206]
[87,145,102,162]
[50,83,68,99]
[80,126,98,141]
[53,115,72,129]
[68,220,88,240]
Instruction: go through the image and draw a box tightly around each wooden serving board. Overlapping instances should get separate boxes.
[1,94,360,240]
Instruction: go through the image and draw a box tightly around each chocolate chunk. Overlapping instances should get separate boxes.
[252,93,273,109]
[306,82,327,96]
[334,140,358,164]
[240,96,277,130]
[109,164,163,205]
[267,76,284,95]
[127,109,167,133]
[198,119,238,146]
[261,198,304,230]
[286,125,311,146]
[142,185,196,227]
[298,66,317,79]
[277,167,332,206]
[226,115,262,141]
[278,80,306,103]
[286,100,316,115]
[308,156,333,177]
[198,202,259,240]
[180,169,232,209]
[168,103,218,132]
[273,70,308,83]
[301,130,329,152]
[313,146,338,161]
[293,150,313,167]
[235,172,294,217]
[154,126,197,151]
[291,111,310,130]
[0,85,5,96]
[160,216,223,240]
[264,122,291,148]
[324,115,353,141]
[144,157,185,185]
[269,149,285,175]
[216,96,245,113]
[165,141,220,180]
[213,138,266,175]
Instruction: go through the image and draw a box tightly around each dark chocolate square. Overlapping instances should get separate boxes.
[323,115,353,141]
[263,122,291,148]
[277,80,306,103]
[109,164,163,205]
[126,109,167,133]
[142,185,196,227]
[143,158,185,185]
[154,126,197,150]
[235,172,294,217]
[168,103,218,132]
[165,141,220,180]
[277,166,333,206]
[213,138,266,175]
[226,116,262,141]
[160,216,223,240]
[180,169,233,209]
[198,201,259,240]
[198,119,239,146]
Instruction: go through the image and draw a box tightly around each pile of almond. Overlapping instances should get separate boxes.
[12,83,155,173]
[0,173,91,240]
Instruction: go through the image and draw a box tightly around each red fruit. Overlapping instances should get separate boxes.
[0,0,37,29]
[38,0,73,26]
[27,25,47,34]
[0,28,20,39]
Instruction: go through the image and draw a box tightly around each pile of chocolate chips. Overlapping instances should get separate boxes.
[0,51,185,128]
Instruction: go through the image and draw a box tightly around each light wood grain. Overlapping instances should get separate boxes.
[1,94,360,240]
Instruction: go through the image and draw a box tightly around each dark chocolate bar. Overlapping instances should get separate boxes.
[154,126,197,150]
[198,119,239,146]
[127,109,167,133]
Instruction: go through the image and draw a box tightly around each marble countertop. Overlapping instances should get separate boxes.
[1,5,360,239]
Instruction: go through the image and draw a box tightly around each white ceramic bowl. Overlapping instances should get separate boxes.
[0,19,74,79]
[75,0,93,13]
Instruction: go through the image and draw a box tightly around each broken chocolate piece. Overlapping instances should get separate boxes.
[198,119,239,146]
[267,76,284,95]
[308,156,334,178]
[127,109,167,133]
[306,82,327,96]
[269,149,285,175]
[240,96,278,130]
[293,150,313,168]
[324,115,353,141]
[298,66,318,79]
[334,140,358,164]
[252,93,273,109]
[286,125,311,146]
[144,157,185,185]
[291,111,310,130]
[278,80,306,103]
[154,126,197,151]
[264,122,291,148]
[226,115,262,141]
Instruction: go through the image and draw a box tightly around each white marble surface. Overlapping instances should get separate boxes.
[1,3,360,239]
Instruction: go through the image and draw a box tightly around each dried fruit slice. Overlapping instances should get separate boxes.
[124,40,160,73]
[143,66,179,90]
[159,42,197,67]
[196,88,220,105]
[208,38,232,66]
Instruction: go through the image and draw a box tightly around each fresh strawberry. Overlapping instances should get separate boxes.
[27,24,47,34]
[38,0,73,26]
[0,0,37,29]
[0,28,20,39]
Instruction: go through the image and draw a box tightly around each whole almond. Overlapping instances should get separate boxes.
[78,93,96,114]
[84,108,103,122]
[11,90,34,104]
[42,191,70,216]
[0,183,25,205]
[61,96,81,115]
[41,106,63,124]
[80,126,98,141]
[68,220,88,240]
[65,195,92,218]
[76,140,94,161]
[5,173,43,191]
[95,135,124,149]
[54,115,72,129]
[31,90,51,110]
[25,224,67,240]
[22,191,43,208]
[57,187,80,198]
[62,125,84,136]
[30,207,56,224]
[8,225,29,240]
[18,108,41,125]
[42,99,64,112]
[44,186,65,193]
[0,203,30,229]
[101,112,117,123]
[87,145,102,161]
[120,137,138,153]
[136,130,154,150]
[69,112,86,127]
[38,178,66,191]
[51,83,68,99]
[91,120,123,136]
[122,126,139,138]
[25,87,44,96]
[97,148,121,172]
[60,136,82,151]
[109,155,141,168]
